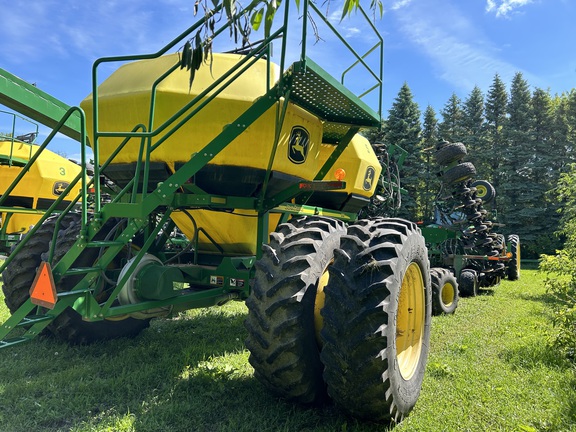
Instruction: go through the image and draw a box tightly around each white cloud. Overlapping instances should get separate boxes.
[392,1,539,92]
[486,0,533,17]
[391,0,414,11]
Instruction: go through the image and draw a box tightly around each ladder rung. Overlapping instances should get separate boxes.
[64,267,101,276]
[85,240,125,248]
[59,289,91,298]
[17,315,53,327]
[0,337,28,348]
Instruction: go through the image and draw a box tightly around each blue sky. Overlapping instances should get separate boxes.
[0,0,574,159]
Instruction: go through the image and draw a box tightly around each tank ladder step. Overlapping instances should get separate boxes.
[288,58,381,144]
[17,314,54,327]
[85,240,126,248]
[0,314,57,347]
[0,301,57,349]
[63,266,102,276]
[0,293,87,350]
[0,337,31,348]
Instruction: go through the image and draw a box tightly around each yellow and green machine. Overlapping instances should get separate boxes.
[421,141,521,316]
[0,1,432,424]
[0,111,81,252]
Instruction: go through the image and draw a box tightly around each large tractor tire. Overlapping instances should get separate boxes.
[434,142,467,166]
[2,215,78,313]
[244,216,346,404]
[47,217,151,344]
[507,234,521,281]
[430,267,459,315]
[458,269,478,297]
[320,218,431,423]
[442,162,476,185]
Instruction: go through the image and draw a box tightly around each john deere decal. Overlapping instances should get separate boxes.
[288,126,310,164]
[53,181,69,196]
[363,166,376,191]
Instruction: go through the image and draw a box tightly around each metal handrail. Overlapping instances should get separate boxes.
[0,109,39,167]
[304,2,383,119]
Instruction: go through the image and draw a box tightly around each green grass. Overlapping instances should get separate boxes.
[0,270,574,431]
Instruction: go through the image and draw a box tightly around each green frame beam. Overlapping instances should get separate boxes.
[0,68,82,142]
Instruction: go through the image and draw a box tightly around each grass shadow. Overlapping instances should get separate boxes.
[0,308,392,432]
[500,339,571,370]
[517,290,562,308]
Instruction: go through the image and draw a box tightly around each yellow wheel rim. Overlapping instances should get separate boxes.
[396,262,425,380]
[476,184,488,198]
[313,264,331,346]
[441,282,455,307]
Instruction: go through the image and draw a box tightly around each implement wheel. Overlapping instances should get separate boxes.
[2,215,78,313]
[431,267,459,315]
[320,218,431,423]
[507,234,521,281]
[458,269,478,297]
[471,180,496,203]
[244,216,346,404]
[434,142,467,166]
[442,162,476,185]
[47,217,150,344]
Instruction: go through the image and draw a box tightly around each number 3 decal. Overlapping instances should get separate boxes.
[59,167,66,176]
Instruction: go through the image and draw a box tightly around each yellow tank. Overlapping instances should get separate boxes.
[80,53,380,254]
[312,134,382,213]
[0,139,83,234]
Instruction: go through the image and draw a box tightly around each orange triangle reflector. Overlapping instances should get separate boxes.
[29,262,57,309]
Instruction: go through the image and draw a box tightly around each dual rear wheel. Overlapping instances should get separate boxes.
[245,216,432,423]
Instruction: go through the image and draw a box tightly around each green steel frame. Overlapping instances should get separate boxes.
[0,0,384,348]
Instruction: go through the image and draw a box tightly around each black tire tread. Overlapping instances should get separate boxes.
[2,214,79,313]
[320,217,431,423]
[244,216,346,404]
[431,267,459,315]
[507,234,521,281]
[434,142,467,166]
[458,269,477,297]
[443,162,476,185]
[47,218,150,344]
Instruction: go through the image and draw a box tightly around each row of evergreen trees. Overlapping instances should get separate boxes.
[366,72,576,257]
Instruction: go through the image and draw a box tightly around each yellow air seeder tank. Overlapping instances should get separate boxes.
[0,139,82,234]
[81,53,380,254]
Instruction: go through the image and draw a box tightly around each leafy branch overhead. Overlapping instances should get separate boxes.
[180,0,383,87]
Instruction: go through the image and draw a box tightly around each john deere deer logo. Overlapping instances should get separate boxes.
[53,181,69,196]
[363,167,376,191]
[288,126,310,164]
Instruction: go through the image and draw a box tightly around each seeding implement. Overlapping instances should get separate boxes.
[422,141,521,315]
[0,1,432,423]
[0,109,81,253]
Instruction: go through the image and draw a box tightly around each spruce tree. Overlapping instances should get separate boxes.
[484,74,508,210]
[383,83,423,221]
[501,72,532,234]
[527,87,562,255]
[422,105,440,221]
[552,94,574,170]
[462,86,487,177]
[438,93,465,143]
[567,90,576,157]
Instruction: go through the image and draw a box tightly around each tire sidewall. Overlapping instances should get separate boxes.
[389,232,432,412]
[431,268,459,315]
